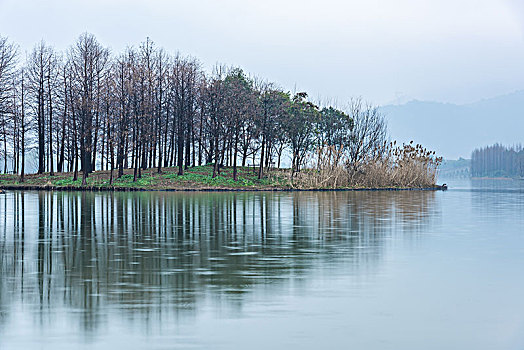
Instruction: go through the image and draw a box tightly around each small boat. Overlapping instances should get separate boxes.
[441,184,448,191]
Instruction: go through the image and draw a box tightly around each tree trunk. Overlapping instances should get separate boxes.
[233,134,239,181]
[258,136,265,179]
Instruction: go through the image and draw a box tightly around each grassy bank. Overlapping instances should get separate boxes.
[0,166,284,190]
[0,165,444,191]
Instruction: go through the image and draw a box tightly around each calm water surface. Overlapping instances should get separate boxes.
[1,180,523,349]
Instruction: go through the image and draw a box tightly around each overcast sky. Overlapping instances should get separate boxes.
[1,0,524,105]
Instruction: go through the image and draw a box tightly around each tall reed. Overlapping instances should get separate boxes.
[276,141,442,189]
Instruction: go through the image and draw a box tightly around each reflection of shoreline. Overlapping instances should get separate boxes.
[0,191,438,336]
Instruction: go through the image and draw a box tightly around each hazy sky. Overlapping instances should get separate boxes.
[1,0,524,105]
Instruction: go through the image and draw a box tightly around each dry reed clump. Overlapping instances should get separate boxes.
[290,145,349,188]
[284,141,442,189]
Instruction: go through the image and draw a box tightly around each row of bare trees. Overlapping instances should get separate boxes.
[0,33,387,184]
[471,144,524,178]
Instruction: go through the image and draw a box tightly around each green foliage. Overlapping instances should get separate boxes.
[53,178,83,186]
[279,92,321,171]
[162,173,178,179]
[113,173,157,187]
[318,107,353,149]
[176,171,256,187]
[0,175,18,184]
[224,68,252,90]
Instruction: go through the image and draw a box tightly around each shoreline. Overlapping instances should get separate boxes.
[0,184,447,192]
[0,166,445,193]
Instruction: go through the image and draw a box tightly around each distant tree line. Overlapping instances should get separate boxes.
[0,33,390,184]
[471,144,524,178]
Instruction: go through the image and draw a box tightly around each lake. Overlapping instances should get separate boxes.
[1,180,523,349]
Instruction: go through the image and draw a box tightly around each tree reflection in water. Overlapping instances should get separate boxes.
[0,190,437,334]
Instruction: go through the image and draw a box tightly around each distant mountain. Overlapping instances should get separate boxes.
[380,91,524,159]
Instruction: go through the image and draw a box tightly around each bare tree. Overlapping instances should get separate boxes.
[27,41,57,174]
[18,68,29,181]
[69,33,109,184]
[346,98,387,170]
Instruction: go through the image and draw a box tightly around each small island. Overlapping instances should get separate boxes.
[0,34,442,192]
[0,158,444,192]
